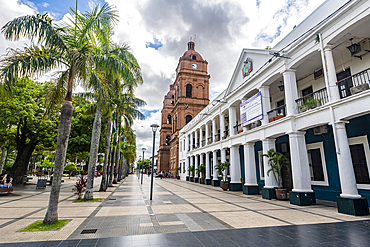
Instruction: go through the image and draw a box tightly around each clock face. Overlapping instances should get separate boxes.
[191,63,198,69]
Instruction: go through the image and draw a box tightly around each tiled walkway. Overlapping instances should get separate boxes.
[1,175,370,246]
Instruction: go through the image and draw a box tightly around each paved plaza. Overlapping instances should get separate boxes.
[0,175,370,246]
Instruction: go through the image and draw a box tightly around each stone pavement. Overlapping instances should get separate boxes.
[1,174,370,246]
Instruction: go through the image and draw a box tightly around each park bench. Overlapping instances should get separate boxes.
[0,187,13,193]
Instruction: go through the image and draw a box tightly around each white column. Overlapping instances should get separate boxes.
[259,86,271,125]
[195,155,199,178]
[244,142,258,186]
[229,106,237,136]
[324,45,341,102]
[205,152,211,179]
[205,124,209,145]
[221,148,227,180]
[288,131,313,192]
[194,130,198,148]
[185,156,189,177]
[262,138,278,188]
[200,127,203,148]
[220,113,225,139]
[190,155,194,177]
[185,135,189,152]
[335,122,361,198]
[190,132,194,151]
[212,150,218,181]
[282,70,299,116]
[212,118,216,143]
[230,145,241,184]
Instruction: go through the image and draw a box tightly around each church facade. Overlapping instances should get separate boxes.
[157,41,210,174]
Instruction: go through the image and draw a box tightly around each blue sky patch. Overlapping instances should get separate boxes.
[146,37,163,50]
[140,109,159,118]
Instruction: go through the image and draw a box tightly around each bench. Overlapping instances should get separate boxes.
[0,187,13,193]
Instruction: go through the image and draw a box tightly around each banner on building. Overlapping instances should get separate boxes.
[240,91,263,126]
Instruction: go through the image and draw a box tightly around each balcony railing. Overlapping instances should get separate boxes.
[201,139,206,146]
[337,68,370,98]
[223,129,229,139]
[268,105,286,123]
[214,134,220,142]
[234,122,243,134]
[296,87,328,113]
[207,137,213,144]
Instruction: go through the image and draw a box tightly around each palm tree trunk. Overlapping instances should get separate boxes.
[0,144,7,173]
[99,117,112,192]
[113,117,121,184]
[106,145,112,188]
[84,105,102,200]
[108,142,115,187]
[43,100,73,224]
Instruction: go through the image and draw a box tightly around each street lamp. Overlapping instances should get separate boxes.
[141,148,146,185]
[150,124,159,201]
[138,156,141,179]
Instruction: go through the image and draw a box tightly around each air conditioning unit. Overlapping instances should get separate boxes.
[353,38,370,57]
[314,125,328,135]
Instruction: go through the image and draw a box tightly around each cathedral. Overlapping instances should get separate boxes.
[157,41,210,174]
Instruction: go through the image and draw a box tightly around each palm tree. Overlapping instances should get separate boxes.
[0,4,142,224]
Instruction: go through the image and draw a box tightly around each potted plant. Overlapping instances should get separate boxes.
[298,97,322,112]
[263,149,290,200]
[188,165,195,182]
[215,161,230,191]
[174,167,181,179]
[198,164,206,184]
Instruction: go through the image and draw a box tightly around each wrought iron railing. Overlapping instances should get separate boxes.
[234,123,242,134]
[201,140,206,146]
[267,105,286,123]
[337,68,370,98]
[214,134,220,142]
[296,87,328,113]
[207,137,213,144]
[223,129,229,139]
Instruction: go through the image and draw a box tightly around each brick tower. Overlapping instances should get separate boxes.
[157,40,210,174]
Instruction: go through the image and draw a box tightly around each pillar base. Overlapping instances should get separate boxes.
[243,185,259,195]
[212,179,220,187]
[289,191,316,206]
[190,177,194,182]
[194,177,199,183]
[262,188,276,200]
[186,176,189,181]
[205,179,212,185]
[229,182,243,191]
[336,196,369,216]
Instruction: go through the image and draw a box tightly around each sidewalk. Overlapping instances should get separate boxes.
[0,174,370,246]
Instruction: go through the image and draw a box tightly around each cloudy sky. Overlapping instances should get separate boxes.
[0,0,326,161]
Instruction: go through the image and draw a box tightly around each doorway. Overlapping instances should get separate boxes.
[276,142,293,191]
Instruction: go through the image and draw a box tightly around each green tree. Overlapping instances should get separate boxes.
[0,78,58,183]
[64,162,77,179]
[0,4,139,224]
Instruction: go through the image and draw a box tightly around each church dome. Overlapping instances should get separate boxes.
[182,41,204,61]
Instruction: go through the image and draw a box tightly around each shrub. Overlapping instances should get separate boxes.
[72,175,87,199]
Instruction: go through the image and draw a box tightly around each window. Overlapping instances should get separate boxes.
[348,136,370,189]
[258,150,265,180]
[302,86,313,97]
[276,99,285,107]
[186,115,192,124]
[166,135,171,145]
[186,84,192,98]
[307,142,328,186]
[192,55,196,60]
[167,115,171,124]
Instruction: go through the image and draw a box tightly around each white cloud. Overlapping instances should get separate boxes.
[42,2,49,8]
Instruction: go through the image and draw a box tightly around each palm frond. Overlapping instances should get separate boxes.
[44,70,68,116]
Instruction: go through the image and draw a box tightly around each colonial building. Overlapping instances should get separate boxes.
[179,0,370,216]
[157,41,210,174]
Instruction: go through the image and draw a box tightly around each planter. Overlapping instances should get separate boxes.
[190,177,194,182]
[176,176,180,180]
[275,188,288,200]
[200,178,205,184]
[221,181,229,191]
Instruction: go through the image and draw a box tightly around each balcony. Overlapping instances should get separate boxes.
[223,129,229,139]
[268,105,286,123]
[214,134,220,142]
[234,122,243,134]
[296,87,328,113]
[201,139,206,146]
[337,68,370,98]
[207,137,213,144]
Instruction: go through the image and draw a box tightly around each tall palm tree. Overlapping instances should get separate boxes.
[0,4,142,224]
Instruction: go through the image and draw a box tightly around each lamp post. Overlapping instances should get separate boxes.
[137,156,141,179]
[141,148,146,185]
[150,124,159,200]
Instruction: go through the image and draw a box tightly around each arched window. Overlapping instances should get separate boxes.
[186,115,192,125]
[167,115,171,124]
[166,135,171,145]
[192,55,196,60]
[186,84,192,98]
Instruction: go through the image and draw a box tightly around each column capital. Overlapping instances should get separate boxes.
[335,120,349,129]
[259,85,269,90]
[286,130,306,136]
[324,44,335,51]
[281,68,296,75]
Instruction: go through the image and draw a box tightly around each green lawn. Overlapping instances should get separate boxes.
[20,219,71,232]
[73,198,104,203]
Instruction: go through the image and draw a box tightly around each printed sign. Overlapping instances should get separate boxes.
[240,91,263,126]
[242,58,253,78]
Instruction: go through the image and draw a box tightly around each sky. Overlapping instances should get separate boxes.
[0,0,327,162]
